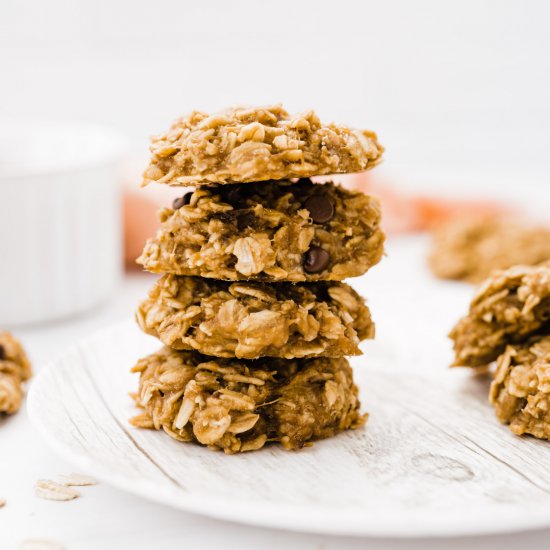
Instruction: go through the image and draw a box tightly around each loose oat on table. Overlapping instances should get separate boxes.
[34,480,80,501]
[138,179,384,282]
[429,215,550,283]
[142,105,383,186]
[137,275,374,359]
[0,331,32,415]
[490,335,550,440]
[57,473,97,487]
[450,262,550,368]
[130,347,366,453]
[19,540,65,550]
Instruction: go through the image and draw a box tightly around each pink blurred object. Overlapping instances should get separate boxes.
[344,173,511,233]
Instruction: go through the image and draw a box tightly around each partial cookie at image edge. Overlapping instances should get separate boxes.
[490,335,550,440]
[450,262,550,368]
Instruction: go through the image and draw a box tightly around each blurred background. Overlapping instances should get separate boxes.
[1,0,549,323]
[2,0,549,185]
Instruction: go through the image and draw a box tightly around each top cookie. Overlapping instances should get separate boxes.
[142,105,384,186]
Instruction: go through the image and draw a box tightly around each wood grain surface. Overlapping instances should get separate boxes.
[27,321,550,537]
[27,237,550,537]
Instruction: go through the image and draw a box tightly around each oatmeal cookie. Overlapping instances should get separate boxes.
[137,275,373,360]
[450,262,550,368]
[130,347,366,453]
[137,179,384,282]
[0,331,32,414]
[142,105,383,186]
[490,335,550,440]
[429,215,550,283]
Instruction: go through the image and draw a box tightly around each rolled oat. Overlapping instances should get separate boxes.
[34,480,80,502]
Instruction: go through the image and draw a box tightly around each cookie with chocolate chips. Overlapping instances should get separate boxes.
[138,179,384,282]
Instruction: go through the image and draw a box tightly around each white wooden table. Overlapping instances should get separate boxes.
[3,248,550,549]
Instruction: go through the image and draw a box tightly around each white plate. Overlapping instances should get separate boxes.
[28,237,550,537]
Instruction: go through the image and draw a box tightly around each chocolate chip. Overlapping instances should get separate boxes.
[172,192,192,210]
[297,178,312,185]
[221,186,251,209]
[304,195,334,223]
[226,187,241,204]
[237,212,256,230]
[0,344,5,360]
[538,298,550,320]
[303,246,330,273]
[215,212,237,224]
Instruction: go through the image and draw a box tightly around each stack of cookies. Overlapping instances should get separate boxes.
[130,105,385,453]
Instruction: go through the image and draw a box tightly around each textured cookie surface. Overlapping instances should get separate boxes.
[0,331,32,415]
[130,347,366,453]
[450,262,550,368]
[138,179,384,282]
[142,105,383,186]
[137,275,373,359]
[490,335,550,440]
[429,215,550,283]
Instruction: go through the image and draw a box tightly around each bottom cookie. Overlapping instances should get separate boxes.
[490,335,550,440]
[130,348,366,453]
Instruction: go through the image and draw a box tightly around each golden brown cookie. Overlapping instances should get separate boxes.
[490,335,550,440]
[0,331,32,415]
[450,262,550,368]
[142,105,383,186]
[130,347,366,453]
[429,215,550,283]
[137,275,374,360]
[137,179,384,282]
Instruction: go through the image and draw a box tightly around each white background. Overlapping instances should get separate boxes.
[1,1,550,549]
[2,0,550,194]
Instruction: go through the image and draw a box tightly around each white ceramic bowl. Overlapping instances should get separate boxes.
[0,121,126,325]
